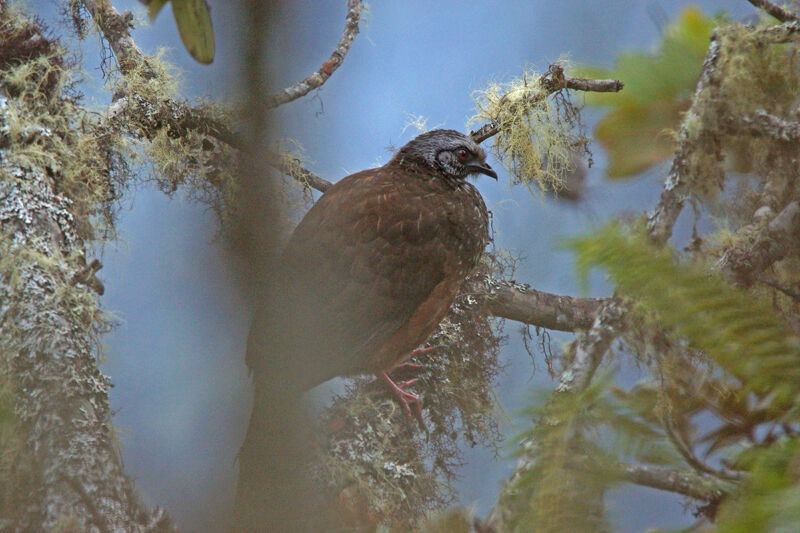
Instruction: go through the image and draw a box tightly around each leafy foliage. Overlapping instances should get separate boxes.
[147,0,215,64]
[570,224,800,404]
[576,7,717,178]
[562,223,800,528]
[716,438,800,533]
[500,378,614,533]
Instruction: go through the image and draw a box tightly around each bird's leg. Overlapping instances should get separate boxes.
[378,372,426,431]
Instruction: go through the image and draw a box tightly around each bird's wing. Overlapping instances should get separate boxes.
[247,168,457,389]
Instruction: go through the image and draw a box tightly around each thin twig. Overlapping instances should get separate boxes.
[747,0,800,23]
[663,411,742,481]
[264,0,364,110]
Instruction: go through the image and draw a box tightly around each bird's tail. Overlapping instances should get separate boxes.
[231,373,323,532]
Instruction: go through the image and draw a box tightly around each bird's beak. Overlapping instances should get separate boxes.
[468,159,498,180]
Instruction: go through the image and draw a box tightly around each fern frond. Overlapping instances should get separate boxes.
[568,224,800,405]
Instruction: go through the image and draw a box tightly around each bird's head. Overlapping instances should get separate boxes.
[391,129,498,181]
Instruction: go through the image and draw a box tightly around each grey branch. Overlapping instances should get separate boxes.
[617,463,732,502]
[264,0,364,110]
[747,0,800,23]
[86,0,248,151]
[555,300,625,393]
[82,0,150,75]
[753,19,800,43]
[646,38,724,246]
[483,280,609,332]
[647,20,800,246]
[725,109,800,143]
[266,152,333,193]
[716,201,800,287]
[470,64,624,144]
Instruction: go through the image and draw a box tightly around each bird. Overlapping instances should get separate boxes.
[234,129,495,530]
[246,129,496,423]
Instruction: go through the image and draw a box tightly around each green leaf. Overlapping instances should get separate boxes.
[149,0,215,65]
[147,0,169,20]
[574,6,717,178]
[716,438,800,533]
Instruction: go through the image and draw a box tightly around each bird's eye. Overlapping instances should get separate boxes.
[456,148,470,160]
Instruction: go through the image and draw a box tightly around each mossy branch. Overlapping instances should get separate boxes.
[469,64,624,144]
[0,4,171,529]
[647,19,800,245]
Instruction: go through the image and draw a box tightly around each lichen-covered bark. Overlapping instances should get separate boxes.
[0,175,166,532]
[0,5,167,531]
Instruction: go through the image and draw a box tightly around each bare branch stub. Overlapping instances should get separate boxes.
[263,0,364,110]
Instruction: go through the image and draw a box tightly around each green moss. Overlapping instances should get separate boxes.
[469,66,577,193]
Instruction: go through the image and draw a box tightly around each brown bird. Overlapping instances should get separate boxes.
[246,129,495,422]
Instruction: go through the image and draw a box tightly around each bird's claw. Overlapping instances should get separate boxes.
[407,346,436,360]
[378,372,427,431]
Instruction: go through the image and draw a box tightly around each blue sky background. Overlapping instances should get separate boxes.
[35,1,757,531]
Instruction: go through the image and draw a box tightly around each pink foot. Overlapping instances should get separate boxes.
[390,346,435,375]
[407,346,436,359]
[378,372,426,430]
[393,362,424,372]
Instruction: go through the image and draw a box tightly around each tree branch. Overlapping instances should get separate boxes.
[265,151,333,192]
[81,0,150,75]
[747,0,800,23]
[724,109,800,143]
[555,300,625,393]
[470,64,624,144]
[753,19,800,43]
[87,0,622,341]
[646,38,725,246]
[483,280,609,332]
[646,20,799,246]
[264,0,364,110]
[716,201,800,286]
[616,463,732,502]
[0,5,170,530]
